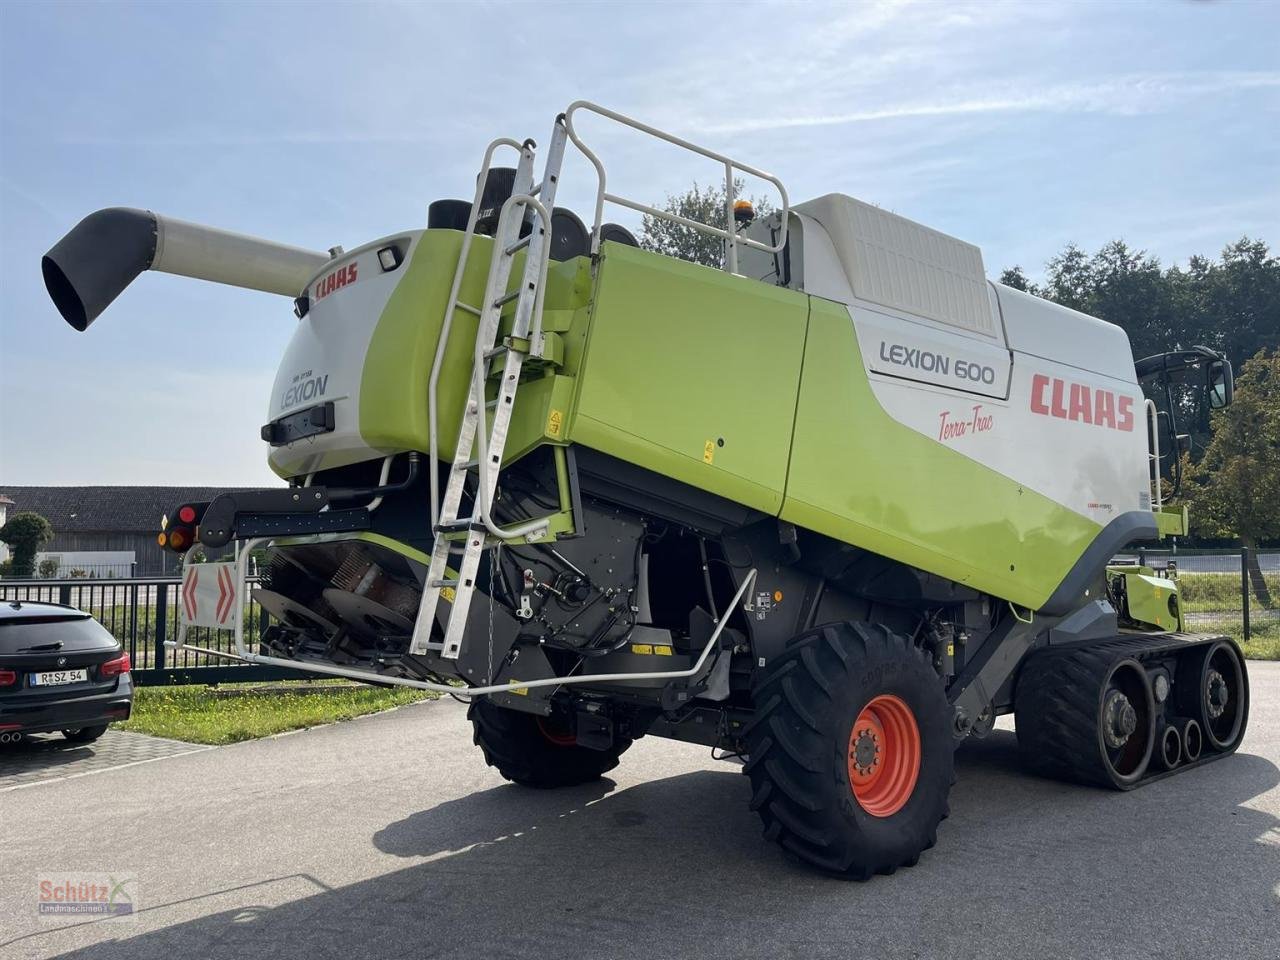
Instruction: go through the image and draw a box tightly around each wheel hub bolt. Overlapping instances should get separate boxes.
[1103,691,1137,748]
[852,728,879,773]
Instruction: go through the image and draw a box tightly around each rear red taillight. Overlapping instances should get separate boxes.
[0,669,17,687]
[100,653,131,679]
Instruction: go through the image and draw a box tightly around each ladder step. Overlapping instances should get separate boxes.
[456,301,481,316]
[483,345,508,361]
[493,289,522,308]
[504,235,533,255]
[430,579,459,588]
[434,519,474,533]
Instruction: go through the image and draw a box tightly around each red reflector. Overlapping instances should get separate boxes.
[100,652,131,679]
[0,669,17,687]
[179,505,197,524]
[0,723,22,731]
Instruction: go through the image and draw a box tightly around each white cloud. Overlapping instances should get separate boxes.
[696,71,1280,135]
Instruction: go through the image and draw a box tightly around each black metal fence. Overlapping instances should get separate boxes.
[0,576,319,685]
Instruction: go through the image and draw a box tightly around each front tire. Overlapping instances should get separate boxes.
[469,699,630,788]
[744,622,953,879]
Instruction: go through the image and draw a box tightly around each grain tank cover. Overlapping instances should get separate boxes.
[795,194,997,339]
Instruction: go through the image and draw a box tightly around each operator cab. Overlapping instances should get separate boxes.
[1136,345,1233,497]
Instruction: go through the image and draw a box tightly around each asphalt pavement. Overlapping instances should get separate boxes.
[2,664,1277,960]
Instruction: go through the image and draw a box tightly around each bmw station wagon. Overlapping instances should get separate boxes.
[0,601,133,746]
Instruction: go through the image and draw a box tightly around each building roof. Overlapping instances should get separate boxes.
[0,487,253,533]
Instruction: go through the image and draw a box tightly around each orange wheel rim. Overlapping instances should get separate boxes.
[536,716,577,747]
[847,694,921,817]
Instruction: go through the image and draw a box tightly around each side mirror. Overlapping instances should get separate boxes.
[1208,358,1233,409]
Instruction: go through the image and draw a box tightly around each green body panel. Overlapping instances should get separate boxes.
[357,232,589,465]
[359,230,491,461]
[567,243,810,515]
[337,235,1125,611]
[1108,565,1183,631]
[1155,504,1189,537]
[781,298,1104,610]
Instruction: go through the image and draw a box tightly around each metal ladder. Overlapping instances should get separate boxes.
[410,123,568,660]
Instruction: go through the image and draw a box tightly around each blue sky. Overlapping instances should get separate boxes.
[1,0,1277,485]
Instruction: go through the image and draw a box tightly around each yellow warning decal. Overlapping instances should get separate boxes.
[441,587,456,603]
[630,643,675,656]
[703,440,715,464]
[946,642,954,657]
[546,408,564,438]
[506,680,529,695]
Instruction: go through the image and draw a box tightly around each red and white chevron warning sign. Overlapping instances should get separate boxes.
[180,562,239,628]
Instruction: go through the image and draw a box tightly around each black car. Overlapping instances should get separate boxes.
[0,600,133,745]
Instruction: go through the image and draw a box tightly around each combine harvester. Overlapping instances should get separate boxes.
[42,102,1247,877]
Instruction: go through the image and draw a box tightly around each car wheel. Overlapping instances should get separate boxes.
[62,724,109,744]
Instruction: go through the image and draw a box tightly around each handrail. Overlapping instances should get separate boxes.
[468,190,558,541]
[1146,398,1162,510]
[172,552,758,699]
[561,100,790,274]
[427,137,531,530]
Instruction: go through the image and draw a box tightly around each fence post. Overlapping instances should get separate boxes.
[1240,546,1250,646]
[155,582,168,672]
[58,584,71,606]
[129,582,139,667]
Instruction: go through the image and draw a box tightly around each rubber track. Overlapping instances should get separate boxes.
[1015,632,1243,790]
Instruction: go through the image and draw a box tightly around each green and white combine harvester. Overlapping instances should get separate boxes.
[42,102,1248,877]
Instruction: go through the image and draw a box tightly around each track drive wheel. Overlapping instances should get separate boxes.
[469,699,630,788]
[1175,639,1248,753]
[744,622,953,879]
[1015,648,1156,789]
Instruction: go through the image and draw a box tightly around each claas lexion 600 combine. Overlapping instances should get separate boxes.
[43,102,1248,877]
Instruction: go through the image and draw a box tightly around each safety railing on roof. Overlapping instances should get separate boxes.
[561,100,790,274]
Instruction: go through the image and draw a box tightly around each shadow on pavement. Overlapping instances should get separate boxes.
[28,732,1280,960]
[0,733,97,774]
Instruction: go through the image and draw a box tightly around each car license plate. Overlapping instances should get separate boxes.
[30,669,89,686]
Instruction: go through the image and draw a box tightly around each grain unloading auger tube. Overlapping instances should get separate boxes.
[42,100,1247,879]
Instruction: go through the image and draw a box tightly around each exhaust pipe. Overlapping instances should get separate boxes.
[42,208,331,331]
[0,731,23,745]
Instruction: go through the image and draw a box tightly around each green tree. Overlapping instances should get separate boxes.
[998,266,1035,293]
[1181,350,1280,605]
[639,179,773,269]
[0,512,54,578]
[37,555,61,578]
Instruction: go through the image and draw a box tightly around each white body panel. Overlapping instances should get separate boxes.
[267,231,423,477]
[748,199,1150,526]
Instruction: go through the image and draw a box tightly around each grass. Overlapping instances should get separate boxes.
[1177,571,1280,660]
[118,680,434,744]
[1236,619,1280,661]
[1178,571,1280,611]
